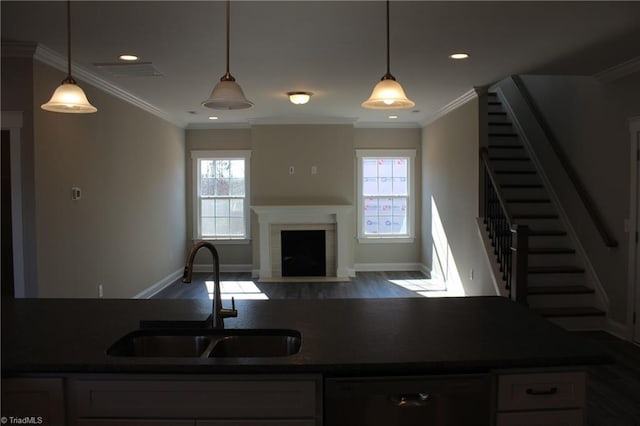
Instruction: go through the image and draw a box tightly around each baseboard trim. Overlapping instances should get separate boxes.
[605,317,632,341]
[134,268,183,299]
[193,263,254,273]
[354,262,427,272]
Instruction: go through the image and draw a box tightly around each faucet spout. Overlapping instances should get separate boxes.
[183,241,237,329]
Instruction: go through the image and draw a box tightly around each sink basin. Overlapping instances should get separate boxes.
[107,329,301,358]
[208,333,301,358]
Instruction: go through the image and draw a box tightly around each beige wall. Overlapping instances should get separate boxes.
[520,75,634,322]
[186,125,425,272]
[1,54,38,296]
[33,62,186,298]
[422,99,496,296]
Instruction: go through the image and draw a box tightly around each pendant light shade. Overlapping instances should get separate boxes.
[202,0,253,110]
[41,0,97,114]
[362,0,414,110]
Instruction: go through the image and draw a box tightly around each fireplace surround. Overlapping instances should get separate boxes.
[251,205,352,280]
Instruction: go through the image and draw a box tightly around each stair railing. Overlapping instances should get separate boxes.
[480,147,528,305]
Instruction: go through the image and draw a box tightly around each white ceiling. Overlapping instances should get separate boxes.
[2,1,640,128]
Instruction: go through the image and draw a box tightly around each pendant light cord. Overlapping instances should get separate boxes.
[221,0,235,82]
[382,0,395,81]
[64,0,75,83]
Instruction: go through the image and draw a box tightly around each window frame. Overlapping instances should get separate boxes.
[191,150,251,243]
[356,149,416,244]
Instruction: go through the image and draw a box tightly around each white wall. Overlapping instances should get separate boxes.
[422,99,496,296]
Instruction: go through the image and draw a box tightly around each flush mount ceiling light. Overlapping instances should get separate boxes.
[202,0,253,110]
[449,52,470,60]
[287,91,313,105]
[362,0,415,110]
[41,0,97,113]
[119,54,139,61]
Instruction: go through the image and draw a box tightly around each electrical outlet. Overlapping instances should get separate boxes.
[98,284,104,298]
[289,166,295,175]
[311,165,318,175]
[469,269,474,280]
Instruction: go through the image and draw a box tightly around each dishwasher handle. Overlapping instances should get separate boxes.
[388,392,431,407]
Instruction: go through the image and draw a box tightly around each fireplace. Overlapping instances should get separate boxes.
[251,205,353,279]
[281,230,326,276]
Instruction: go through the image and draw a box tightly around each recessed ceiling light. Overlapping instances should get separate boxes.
[388,115,398,119]
[449,53,470,60]
[208,116,219,120]
[119,54,139,61]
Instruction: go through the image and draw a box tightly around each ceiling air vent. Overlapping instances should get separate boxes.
[93,62,163,78]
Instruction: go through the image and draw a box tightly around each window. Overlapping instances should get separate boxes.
[192,150,251,241]
[356,149,415,243]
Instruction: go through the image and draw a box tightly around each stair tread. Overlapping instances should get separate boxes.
[532,306,605,317]
[529,265,585,274]
[488,111,506,115]
[488,122,512,126]
[529,247,576,254]
[495,170,537,175]
[489,157,531,161]
[529,285,594,295]
[489,133,518,137]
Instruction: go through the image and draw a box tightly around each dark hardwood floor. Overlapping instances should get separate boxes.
[152,271,443,300]
[153,272,640,426]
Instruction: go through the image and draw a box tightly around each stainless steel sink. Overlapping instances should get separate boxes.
[106,329,301,358]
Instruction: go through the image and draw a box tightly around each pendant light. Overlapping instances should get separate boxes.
[362,0,414,110]
[41,0,97,114]
[202,0,253,110]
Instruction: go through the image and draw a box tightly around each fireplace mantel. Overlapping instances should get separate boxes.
[251,205,353,279]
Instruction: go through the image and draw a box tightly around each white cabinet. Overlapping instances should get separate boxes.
[68,375,321,426]
[0,377,66,426]
[496,370,587,426]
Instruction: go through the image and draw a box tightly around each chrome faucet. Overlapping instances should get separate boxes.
[182,241,237,329]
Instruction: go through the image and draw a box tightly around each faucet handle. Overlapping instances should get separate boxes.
[220,297,238,319]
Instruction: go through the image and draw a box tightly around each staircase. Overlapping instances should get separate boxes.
[484,92,605,329]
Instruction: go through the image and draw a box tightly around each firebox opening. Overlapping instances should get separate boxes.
[281,230,326,277]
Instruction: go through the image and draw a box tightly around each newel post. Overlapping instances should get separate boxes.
[510,225,529,305]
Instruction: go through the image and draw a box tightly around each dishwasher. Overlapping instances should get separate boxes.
[325,374,491,426]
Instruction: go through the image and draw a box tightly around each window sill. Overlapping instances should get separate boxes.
[193,238,251,245]
[358,236,415,244]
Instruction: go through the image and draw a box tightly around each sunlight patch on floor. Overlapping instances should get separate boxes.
[205,281,269,300]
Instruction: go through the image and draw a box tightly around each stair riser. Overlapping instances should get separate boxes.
[487,150,529,160]
[491,162,536,172]
[527,235,572,248]
[488,104,505,114]
[488,124,515,134]
[512,218,564,231]
[527,273,586,286]
[527,292,595,309]
[501,187,548,198]
[527,254,580,268]
[508,203,555,215]
[495,175,542,186]
[543,315,605,331]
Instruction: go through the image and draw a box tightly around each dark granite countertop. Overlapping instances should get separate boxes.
[1,296,610,376]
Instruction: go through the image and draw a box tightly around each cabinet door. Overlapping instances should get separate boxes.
[197,421,315,426]
[1,378,65,426]
[78,421,193,426]
[496,409,584,426]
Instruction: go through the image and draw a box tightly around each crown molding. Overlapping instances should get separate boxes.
[420,88,478,128]
[354,121,421,129]
[594,56,640,83]
[249,115,358,126]
[1,41,38,58]
[33,44,186,128]
[186,122,252,130]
